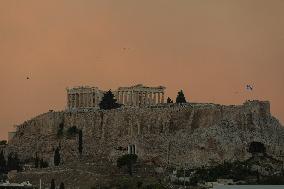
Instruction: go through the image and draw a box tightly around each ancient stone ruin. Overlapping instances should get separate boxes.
[66,84,166,110]
[6,100,284,169]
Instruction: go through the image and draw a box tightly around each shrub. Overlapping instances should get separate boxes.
[67,126,78,137]
[176,90,187,103]
[54,148,60,166]
[117,154,138,176]
[57,122,64,137]
[99,90,121,110]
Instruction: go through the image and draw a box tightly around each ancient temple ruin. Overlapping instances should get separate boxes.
[66,84,166,109]
[115,84,165,106]
[66,86,104,109]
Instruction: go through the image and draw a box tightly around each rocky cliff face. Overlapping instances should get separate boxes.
[7,100,284,168]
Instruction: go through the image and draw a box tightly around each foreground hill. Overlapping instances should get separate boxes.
[7,100,284,168]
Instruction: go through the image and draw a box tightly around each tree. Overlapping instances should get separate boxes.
[59,182,65,189]
[54,147,61,166]
[99,90,121,110]
[248,141,266,155]
[50,179,55,189]
[176,90,187,103]
[34,154,39,168]
[0,141,7,145]
[7,153,20,171]
[0,150,6,173]
[67,126,78,137]
[40,159,48,168]
[167,97,173,103]
[117,154,138,176]
[57,122,64,137]
[78,130,83,155]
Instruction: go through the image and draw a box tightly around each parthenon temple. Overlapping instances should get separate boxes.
[115,84,165,106]
[66,84,166,109]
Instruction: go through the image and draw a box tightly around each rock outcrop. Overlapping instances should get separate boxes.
[7,100,284,168]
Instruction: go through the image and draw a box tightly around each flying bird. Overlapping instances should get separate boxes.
[246,85,253,91]
[26,77,30,80]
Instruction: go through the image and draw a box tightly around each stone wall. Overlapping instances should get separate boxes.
[7,100,284,168]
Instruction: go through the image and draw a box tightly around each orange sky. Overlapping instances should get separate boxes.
[0,0,284,140]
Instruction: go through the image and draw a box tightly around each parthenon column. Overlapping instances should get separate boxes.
[131,91,134,105]
[75,94,78,108]
[136,92,139,106]
[144,92,147,105]
[120,91,124,104]
[153,93,157,104]
[126,91,130,105]
[158,92,161,104]
[161,92,164,103]
[149,92,153,105]
[124,91,128,105]
[117,91,121,103]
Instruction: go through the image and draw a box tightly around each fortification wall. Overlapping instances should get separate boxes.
[7,100,284,168]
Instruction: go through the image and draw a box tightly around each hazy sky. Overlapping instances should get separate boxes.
[0,0,283,139]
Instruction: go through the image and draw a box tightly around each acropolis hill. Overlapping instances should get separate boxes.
[6,83,284,170]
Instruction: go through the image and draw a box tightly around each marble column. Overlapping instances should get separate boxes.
[130,91,134,105]
[149,92,153,105]
[161,92,164,103]
[124,91,128,105]
[75,93,78,108]
[117,91,120,104]
[158,93,161,104]
[121,91,124,104]
[153,93,157,104]
[136,92,139,106]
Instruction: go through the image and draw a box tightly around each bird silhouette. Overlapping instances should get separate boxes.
[246,85,253,90]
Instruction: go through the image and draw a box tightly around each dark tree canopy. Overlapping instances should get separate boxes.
[50,179,55,189]
[57,122,64,137]
[67,126,78,137]
[0,150,6,173]
[0,141,7,145]
[117,154,138,176]
[34,154,39,168]
[248,142,266,155]
[54,147,61,166]
[40,159,48,168]
[167,97,173,103]
[176,90,187,103]
[59,182,65,189]
[7,152,20,171]
[99,90,121,110]
[78,130,83,155]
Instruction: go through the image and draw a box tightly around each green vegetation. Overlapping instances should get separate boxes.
[0,140,7,145]
[67,126,79,137]
[259,176,284,185]
[7,152,21,171]
[50,179,55,189]
[59,182,65,189]
[78,130,83,155]
[99,90,121,110]
[34,154,39,168]
[0,151,6,173]
[117,154,138,176]
[248,141,266,155]
[91,176,166,189]
[175,90,187,103]
[57,122,64,137]
[189,161,255,185]
[54,147,61,166]
[40,159,48,168]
